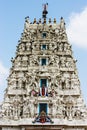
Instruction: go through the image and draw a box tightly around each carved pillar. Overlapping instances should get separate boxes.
[34,101,38,117]
[48,102,53,117]
[66,105,73,120]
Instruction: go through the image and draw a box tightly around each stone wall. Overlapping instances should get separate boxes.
[2,127,21,130]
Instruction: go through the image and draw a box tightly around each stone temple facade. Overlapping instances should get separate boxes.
[0,10,87,130]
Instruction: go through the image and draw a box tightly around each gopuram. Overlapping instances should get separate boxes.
[0,3,87,130]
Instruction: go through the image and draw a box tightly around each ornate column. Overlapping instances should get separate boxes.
[48,101,53,117]
[34,99,38,117]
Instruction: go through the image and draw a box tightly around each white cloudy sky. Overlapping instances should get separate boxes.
[0,0,87,104]
[0,61,8,101]
[0,61,8,86]
[67,7,87,48]
[66,6,87,104]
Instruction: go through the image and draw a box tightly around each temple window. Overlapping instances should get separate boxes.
[41,58,47,65]
[39,103,47,115]
[40,79,47,87]
[42,32,46,38]
[41,45,46,50]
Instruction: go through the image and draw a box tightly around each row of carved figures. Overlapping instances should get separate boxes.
[7,70,79,95]
[16,42,71,53]
[21,17,67,43]
[7,77,79,94]
[24,17,66,33]
[21,29,67,42]
[0,96,86,120]
[11,56,74,69]
[24,17,65,27]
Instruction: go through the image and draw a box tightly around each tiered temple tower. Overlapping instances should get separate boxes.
[0,5,87,130]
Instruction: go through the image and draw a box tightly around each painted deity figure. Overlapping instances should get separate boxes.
[30,84,38,97]
[42,84,45,96]
[39,84,48,96]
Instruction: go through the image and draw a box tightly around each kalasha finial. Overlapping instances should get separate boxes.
[42,3,48,19]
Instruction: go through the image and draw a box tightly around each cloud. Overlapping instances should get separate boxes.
[66,7,87,48]
[0,61,8,86]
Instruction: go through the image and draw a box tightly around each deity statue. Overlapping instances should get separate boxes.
[26,42,31,51]
[49,88,57,97]
[24,16,30,29]
[30,84,38,97]
[60,17,65,30]
[39,84,48,96]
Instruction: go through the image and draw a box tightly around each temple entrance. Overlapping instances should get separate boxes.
[39,103,47,115]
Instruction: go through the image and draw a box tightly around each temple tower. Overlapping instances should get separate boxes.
[0,4,87,130]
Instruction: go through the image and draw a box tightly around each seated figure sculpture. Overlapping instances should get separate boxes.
[32,111,53,124]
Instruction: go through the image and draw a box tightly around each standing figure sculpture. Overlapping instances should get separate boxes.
[39,84,48,96]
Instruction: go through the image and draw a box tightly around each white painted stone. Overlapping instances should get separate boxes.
[0,17,87,129]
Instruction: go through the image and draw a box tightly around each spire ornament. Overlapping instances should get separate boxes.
[42,3,48,19]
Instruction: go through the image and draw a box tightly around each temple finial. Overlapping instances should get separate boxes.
[42,3,48,19]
